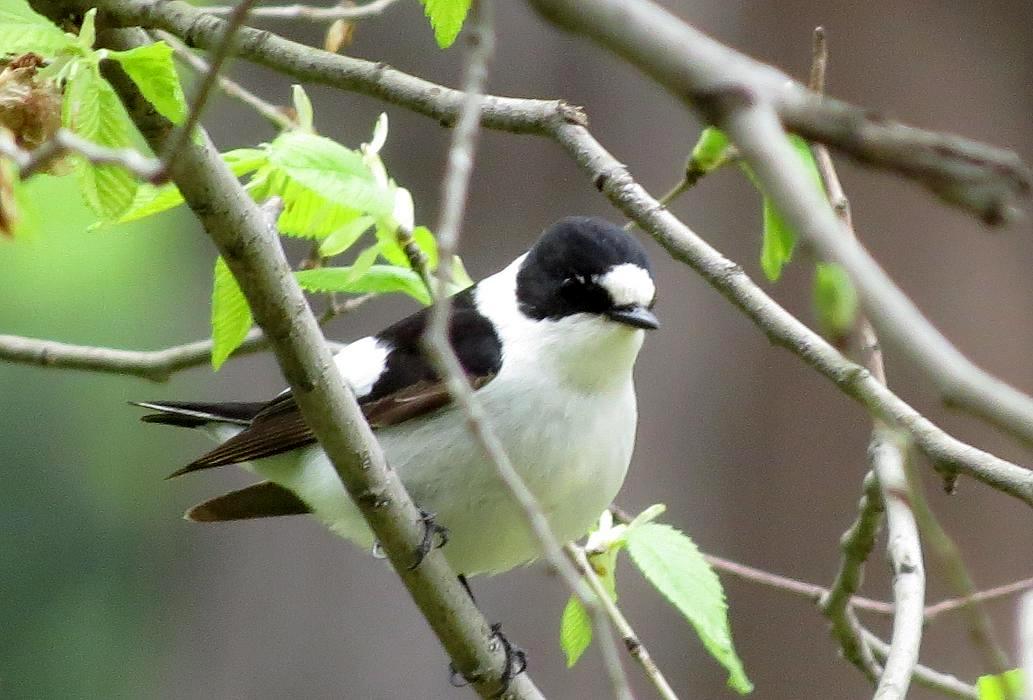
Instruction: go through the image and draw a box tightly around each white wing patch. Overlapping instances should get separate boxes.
[332,336,391,398]
[596,263,655,308]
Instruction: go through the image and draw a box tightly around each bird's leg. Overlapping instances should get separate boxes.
[448,577,528,696]
[408,509,449,570]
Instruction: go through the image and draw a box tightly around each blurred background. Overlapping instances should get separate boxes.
[3,0,1033,697]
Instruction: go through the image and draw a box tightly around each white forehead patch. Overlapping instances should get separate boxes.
[596,263,655,307]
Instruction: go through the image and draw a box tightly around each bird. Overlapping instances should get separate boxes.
[135,216,658,578]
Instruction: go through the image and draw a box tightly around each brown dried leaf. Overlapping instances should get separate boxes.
[0,54,62,153]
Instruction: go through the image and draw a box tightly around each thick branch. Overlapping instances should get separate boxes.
[84,23,545,700]
[527,0,1030,223]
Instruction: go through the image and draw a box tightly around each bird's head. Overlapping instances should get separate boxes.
[516,216,658,332]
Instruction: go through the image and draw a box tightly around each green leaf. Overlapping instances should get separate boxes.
[374,220,410,267]
[450,255,474,291]
[106,42,187,124]
[319,215,374,257]
[267,131,392,217]
[291,84,314,132]
[419,0,472,48]
[0,0,76,55]
[411,225,438,270]
[77,8,96,49]
[296,264,430,305]
[812,262,858,339]
[273,175,364,239]
[559,595,593,668]
[687,127,732,176]
[104,147,266,227]
[976,670,1023,700]
[742,134,823,282]
[63,64,138,220]
[210,256,253,370]
[626,522,752,694]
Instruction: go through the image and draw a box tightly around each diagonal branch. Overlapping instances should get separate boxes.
[1,128,162,180]
[82,0,1030,220]
[86,23,546,700]
[202,0,402,23]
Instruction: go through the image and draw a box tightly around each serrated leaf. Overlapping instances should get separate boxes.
[976,670,1023,700]
[420,0,472,48]
[296,264,430,305]
[63,65,138,220]
[319,215,374,257]
[274,176,363,239]
[813,262,858,339]
[627,522,752,694]
[560,595,593,668]
[104,147,266,227]
[107,42,187,124]
[210,256,253,370]
[267,131,391,216]
[688,127,731,175]
[0,0,75,55]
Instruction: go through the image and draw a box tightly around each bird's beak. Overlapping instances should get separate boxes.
[606,305,660,330]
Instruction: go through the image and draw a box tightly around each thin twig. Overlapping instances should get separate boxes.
[0,128,162,181]
[807,30,926,700]
[569,544,678,700]
[202,0,400,22]
[820,472,885,682]
[901,459,1015,688]
[863,630,979,700]
[415,2,631,696]
[153,29,295,130]
[0,301,357,381]
[159,0,260,175]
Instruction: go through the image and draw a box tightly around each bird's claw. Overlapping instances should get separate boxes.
[409,509,449,570]
[448,623,527,696]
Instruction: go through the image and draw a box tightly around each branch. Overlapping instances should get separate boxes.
[81,0,1032,220]
[527,0,1030,224]
[0,128,162,180]
[87,23,546,699]
[154,29,295,130]
[201,0,401,22]
[863,631,978,700]
[808,35,926,700]
[0,330,266,382]
[158,0,259,174]
[870,428,926,700]
[820,472,885,682]
[569,544,678,700]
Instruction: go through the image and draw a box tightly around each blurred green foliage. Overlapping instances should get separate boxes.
[0,175,202,698]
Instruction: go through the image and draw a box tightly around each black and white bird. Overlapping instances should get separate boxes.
[136,216,658,577]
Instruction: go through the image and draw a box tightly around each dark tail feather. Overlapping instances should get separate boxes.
[186,481,311,522]
[130,401,266,428]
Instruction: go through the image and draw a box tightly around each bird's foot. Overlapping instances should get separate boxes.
[448,623,527,697]
[408,509,449,570]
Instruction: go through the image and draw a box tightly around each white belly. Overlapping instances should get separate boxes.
[238,377,638,576]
